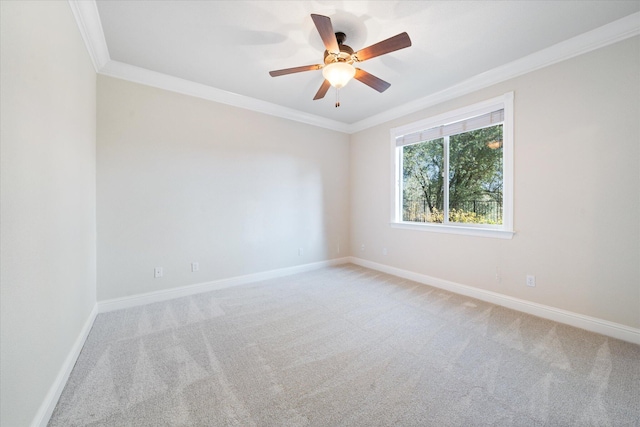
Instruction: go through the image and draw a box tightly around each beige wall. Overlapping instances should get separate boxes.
[1,5,638,423]
[350,36,640,329]
[97,76,350,301]
[0,2,97,426]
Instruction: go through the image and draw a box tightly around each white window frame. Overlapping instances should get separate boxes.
[390,92,514,239]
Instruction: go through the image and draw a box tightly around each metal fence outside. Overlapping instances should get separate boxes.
[404,199,502,224]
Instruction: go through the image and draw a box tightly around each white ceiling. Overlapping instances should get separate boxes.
[88,1,639,131]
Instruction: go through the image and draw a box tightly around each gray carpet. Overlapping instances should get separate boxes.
[49,264,640,426]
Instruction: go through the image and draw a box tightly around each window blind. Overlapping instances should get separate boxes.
[396,109,504,147]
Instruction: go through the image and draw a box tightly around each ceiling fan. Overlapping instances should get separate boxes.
[269,14,412,107]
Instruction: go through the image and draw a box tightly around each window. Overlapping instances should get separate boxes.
[391,93,514,238]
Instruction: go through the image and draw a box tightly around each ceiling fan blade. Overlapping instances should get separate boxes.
[354,32,412,62]
[269,64,322,77]
[354,68,391,93]
[311,14,339,54]
[313,79,332,100]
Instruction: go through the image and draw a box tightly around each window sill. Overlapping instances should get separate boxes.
[391,221,515,239]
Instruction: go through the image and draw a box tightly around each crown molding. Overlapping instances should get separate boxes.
[67,0,348,133]
[346,11,640,133]
[69,1,638,134]
[99,61,351,133]
[67,0,109,71]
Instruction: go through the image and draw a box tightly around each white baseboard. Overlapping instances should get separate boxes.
[33,258,349,426]
[30,256,638,427]
[31,304,98,427]
[98,257,351,313]
[348,257,640,345]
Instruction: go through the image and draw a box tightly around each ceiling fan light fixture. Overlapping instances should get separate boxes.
[322,62,356,89]
[269,14,412,104]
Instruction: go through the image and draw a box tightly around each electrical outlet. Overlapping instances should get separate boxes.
[337,244,340,254]
[495,267,502,283]
[526,275,536,287]
[361,244,365,252]
[298,248,304,256]
[154,267,163,278]
[191,262,199,272]
[382,247,388,256]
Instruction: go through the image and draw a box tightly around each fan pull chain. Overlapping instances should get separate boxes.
[335,88,340,108]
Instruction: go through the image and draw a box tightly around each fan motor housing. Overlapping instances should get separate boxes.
[324,32,355,64]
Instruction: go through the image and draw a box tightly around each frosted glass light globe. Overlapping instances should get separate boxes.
[322,62,356,89]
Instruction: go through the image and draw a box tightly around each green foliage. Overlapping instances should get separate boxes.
[415,208,501,225]
[402,138,444,213]
[402,124,503,225]
[449,126,503,208]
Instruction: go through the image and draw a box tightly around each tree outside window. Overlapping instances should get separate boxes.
[401,124,503,226]
[392,92,514,238]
